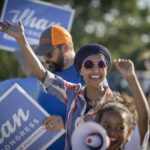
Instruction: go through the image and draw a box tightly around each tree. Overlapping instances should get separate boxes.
[0,0,150,80]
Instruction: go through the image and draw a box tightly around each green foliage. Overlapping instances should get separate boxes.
[0,50,23,81]
[0,0,150,80]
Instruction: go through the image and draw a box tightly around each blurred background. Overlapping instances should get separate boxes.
[0,0,150,94]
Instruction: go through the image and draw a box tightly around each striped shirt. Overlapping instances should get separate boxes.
[43,71,112,150]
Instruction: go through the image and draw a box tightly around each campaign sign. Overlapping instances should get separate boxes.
[0,83,65,150]
[0,0,75,51]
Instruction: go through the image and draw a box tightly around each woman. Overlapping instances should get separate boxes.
[0,20,112,150]
[42,44,112,150]
[0,20,149,150]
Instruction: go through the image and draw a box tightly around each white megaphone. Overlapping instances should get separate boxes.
[71,122,110,150]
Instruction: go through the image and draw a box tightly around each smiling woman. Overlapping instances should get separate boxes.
[79,55,107,90]
[42,44,113,150]
[0,20,112,150]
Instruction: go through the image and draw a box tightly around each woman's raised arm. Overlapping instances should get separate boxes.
[0,20,46,82]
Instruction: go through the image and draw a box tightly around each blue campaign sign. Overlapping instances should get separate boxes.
[0,83,65,150]
[0,0,75,52]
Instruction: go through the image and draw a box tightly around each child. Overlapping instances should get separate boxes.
[71,92,137,150]
[95,93,137,150]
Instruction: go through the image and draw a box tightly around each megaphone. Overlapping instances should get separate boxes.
[71,122,110,150]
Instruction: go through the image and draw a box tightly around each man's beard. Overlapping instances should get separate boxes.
[47,52,65,73]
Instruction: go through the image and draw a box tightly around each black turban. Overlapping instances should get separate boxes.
[74,44,111,74]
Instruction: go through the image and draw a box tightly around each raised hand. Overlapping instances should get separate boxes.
[114,59,135,79]
[0,20,24,39]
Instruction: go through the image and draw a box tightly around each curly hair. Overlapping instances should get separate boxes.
[95,91,138,131]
